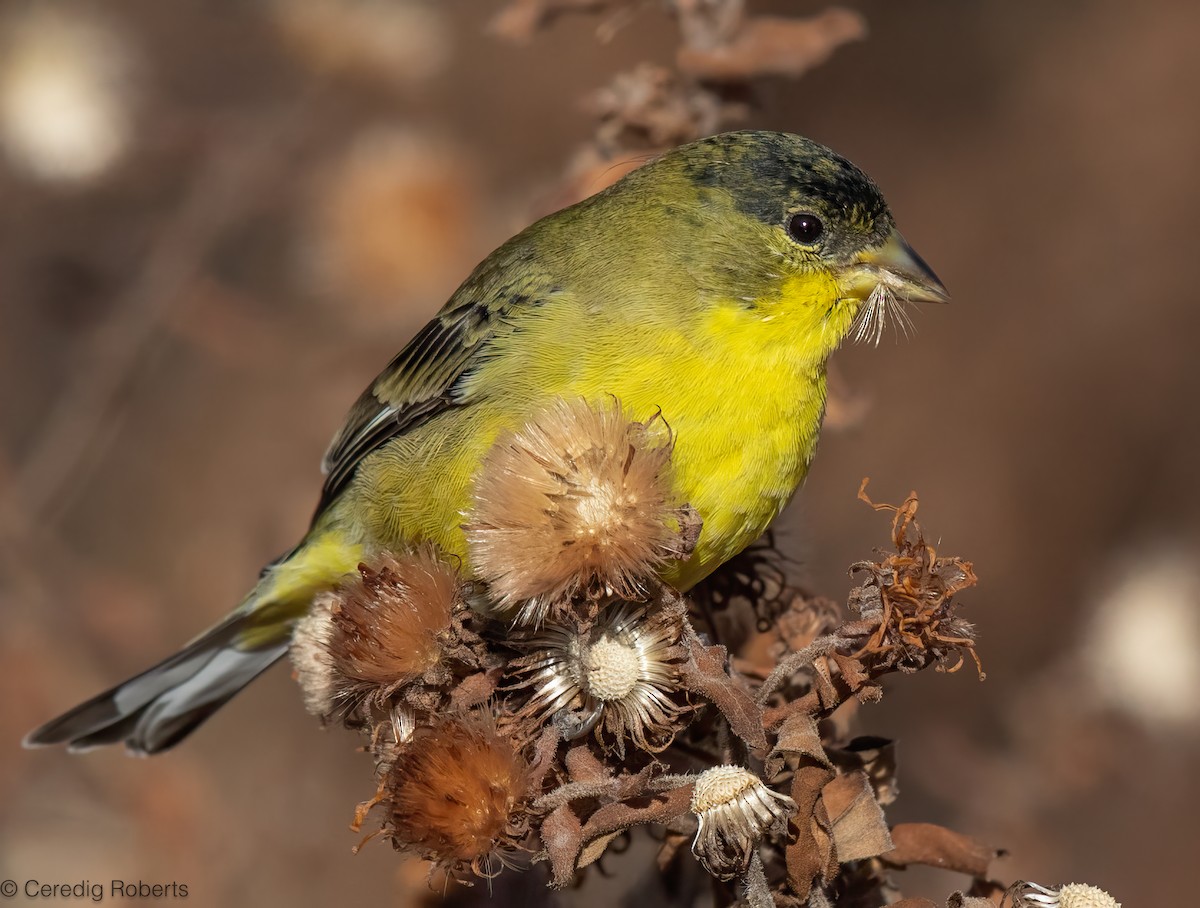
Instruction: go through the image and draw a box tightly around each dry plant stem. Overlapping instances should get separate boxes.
[756,636,839,705]
[742,851,772,908]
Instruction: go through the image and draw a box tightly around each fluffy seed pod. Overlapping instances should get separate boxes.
[378,714,532,878]
[510,601,686,755]
[1013,882,1121,908]
[689,765,796,881]
[290,592,340,719]
[466,397,681,625]
[289,547,465,718]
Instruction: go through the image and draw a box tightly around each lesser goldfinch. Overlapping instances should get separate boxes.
[26,131,946,754]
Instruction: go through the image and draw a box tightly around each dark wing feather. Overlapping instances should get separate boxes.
[316,285,536,515]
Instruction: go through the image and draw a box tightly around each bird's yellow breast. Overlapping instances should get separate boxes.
[327,270,847,591]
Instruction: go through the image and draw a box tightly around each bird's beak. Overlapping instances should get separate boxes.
[843,228,949,304]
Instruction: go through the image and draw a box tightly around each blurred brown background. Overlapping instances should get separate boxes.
[1,1,1197,905]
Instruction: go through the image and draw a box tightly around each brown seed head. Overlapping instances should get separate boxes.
[328,547,462,688]
[466,397,679,625]
[380,714,532,877]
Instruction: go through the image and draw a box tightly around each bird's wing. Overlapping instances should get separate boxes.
[317,289,524,514]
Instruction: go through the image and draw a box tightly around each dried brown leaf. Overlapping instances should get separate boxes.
[541,803,584,888]
[577,829,623,869]
[784,764,836,901]
[573,785,694,873]
[580,784,694,843]
[947,895,999,908]
[529,724,563,788]
[766,712,830,778]
[564,742,612,783]
[490,0,615,43]
[655,828,690,872]
[832,736,899,807]
[881,823,998,877]
[447,669,498,710]
[677,10,867,80]
[678,627,767,750]
[820,770,893,862]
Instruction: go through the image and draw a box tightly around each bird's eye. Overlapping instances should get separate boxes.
[787,213,824,245]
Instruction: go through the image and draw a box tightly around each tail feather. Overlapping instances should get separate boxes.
[24,612,287,755]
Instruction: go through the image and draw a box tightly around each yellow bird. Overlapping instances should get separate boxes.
[25,130,946,754]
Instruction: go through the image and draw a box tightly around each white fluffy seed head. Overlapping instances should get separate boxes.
[1016,881,1121,908]
[583,634,642,701]
[290,596,338,718]
[689,765,797,881]
[510,601,685,755]
[1058,884,1121,908]
[691,765,760,815]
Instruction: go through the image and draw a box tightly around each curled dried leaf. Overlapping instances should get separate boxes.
[677,10,867,80]
[765,712,830,778]
[820,770,893,862]
[677,625,767,750]
[881,822,999,878]
[784,764,837,901]
[490,0,627,43]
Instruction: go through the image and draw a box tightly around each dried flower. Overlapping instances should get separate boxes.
[510,601,685,755]
[689,765,796,881]
[377,714,533,878]
[1012,881,1122,908]
[290,592,340,719]
[466,397,682,625]
[290,547,466,718]
[329,548,461,685]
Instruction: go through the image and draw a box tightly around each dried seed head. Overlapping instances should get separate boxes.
[465,397,679,625]
[290,593,339,719]
[289,547,465,720]
[1014,882,1121,908]
[379,714,532,878]
[328,547,462,688]
[511,601,686,755]
[689,765,796,881]
[585,634,642,701]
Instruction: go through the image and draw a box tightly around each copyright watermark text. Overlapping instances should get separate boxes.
[1,880,188,901]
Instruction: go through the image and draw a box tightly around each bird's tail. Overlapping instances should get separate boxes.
[22,612,286,755]
[24,532,362,755]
